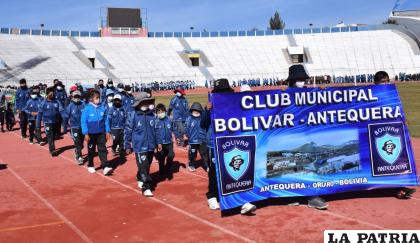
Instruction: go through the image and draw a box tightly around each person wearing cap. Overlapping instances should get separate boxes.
[104,89,115,110]
[15,78,30,139]
[108,94,126,156]
[36,87,63,157]
[124,85,135,114]
[201,78,257,214]
[286,64,328,210]
[81,90,112,175]
[62,90,85,165]
[168,87,189,146]
[102,79,116,103]
[154,103,175,180]
[124,92,158,197]
[184,102,209,172]
[23,88,43,144]
[54,81,67,138]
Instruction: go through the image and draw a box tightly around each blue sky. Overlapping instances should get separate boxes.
[0,0,397,32]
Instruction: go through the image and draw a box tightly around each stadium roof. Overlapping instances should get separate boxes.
[393,0,420,12]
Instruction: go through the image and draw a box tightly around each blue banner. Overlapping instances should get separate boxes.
[210,84,418,211]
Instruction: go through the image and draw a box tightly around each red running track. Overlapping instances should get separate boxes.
[0,130,419,243]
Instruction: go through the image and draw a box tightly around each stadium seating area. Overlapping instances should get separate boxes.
[0,25,420,86]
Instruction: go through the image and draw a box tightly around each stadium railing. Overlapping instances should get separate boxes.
[0,24,391,38]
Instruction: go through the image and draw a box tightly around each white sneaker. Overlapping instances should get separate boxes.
[137,181,143,189]
[87,167,96,173]
[143,189,153,197]
[207,197,220,210]
[103,167,113,176]
[77,157,84,165]
[240,203,257,215]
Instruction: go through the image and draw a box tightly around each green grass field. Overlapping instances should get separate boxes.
[155,83,420,137]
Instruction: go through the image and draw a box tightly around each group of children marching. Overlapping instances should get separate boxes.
[13,78,210,199]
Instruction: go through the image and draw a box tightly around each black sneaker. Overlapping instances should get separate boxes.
[308,196,328,210]
[397,188,416,199]
[51,150,59,157]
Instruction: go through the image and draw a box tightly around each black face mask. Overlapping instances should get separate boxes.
[99,84,104,88]
[20,85,27,89]
[114,101,122,108]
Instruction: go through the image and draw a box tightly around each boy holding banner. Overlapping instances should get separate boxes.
[373,71,416,199]
[201,79,257,214]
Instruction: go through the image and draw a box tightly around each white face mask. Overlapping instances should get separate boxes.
[176,92,182,97]
[128,90,132,94]
[192,111,201,117]
[295,81,305,88]
[73,98,81,103]
[118,88,124,92]
[157,112,166,119]
[57,86,63,90]
[107,96,114,102]
[140,105,148,111]
[108,84,113,88]
[149,104,155,110]
[31,94,37,99]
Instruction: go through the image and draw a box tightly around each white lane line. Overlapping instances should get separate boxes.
[5,163,93,243]
[11,132,255,243]
[320,210,388,230]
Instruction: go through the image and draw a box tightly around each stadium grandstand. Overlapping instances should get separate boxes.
[0,1,419,87]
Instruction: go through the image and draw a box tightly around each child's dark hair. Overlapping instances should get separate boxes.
[89,89,100,100]
[374,71,389,84]
[156,103,166,112]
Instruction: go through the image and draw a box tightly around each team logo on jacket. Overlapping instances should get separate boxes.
[216,135,256,195]
[368,122,412,176]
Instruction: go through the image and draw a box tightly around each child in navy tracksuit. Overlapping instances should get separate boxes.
[81,90,112,175]
[5,102,15,131]
[15,79,30,138]
[108,94,126,156]
[23,89,43,144]
[184,102,208,172]
[124,92,158,197]
[155,103,175,179]
[36,87,63,157]
[63,90,85,165]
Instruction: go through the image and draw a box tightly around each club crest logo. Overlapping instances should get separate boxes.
[216,135,256,195]
[376,133,401,165]
[224,148,250,181]
[368,122,412,176]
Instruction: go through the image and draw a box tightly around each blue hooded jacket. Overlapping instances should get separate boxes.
[124,110,157,153]
[155,116,173,145]
[184,115,206,145]
[169,96,189,122]
[55,89,67,107]
[81,102,110,135]
[124,95,134,114]
[15,88,30,110]
[108,106,126,129]
[63,101,84,129]
[36,99,63,127]
[23,97,42,121]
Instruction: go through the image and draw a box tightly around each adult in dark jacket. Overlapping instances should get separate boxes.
[15,79,30,138]
[201,78,257,215]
